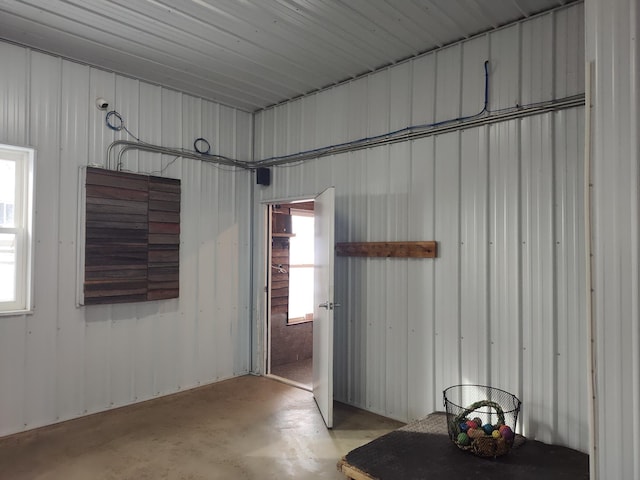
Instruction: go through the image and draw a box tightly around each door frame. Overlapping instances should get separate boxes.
[260,194,316,391]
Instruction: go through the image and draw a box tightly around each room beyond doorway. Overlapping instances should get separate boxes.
[267,200,315,390]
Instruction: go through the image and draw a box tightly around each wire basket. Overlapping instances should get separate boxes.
[443,385,521,458]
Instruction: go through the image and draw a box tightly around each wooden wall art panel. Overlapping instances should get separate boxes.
[84,167,181,304]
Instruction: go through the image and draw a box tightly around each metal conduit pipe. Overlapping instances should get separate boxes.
[253,93,586,168]
[107,139,251,171]
[105,93,585,172]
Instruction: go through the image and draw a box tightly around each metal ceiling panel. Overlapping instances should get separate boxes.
[0,0,574,111]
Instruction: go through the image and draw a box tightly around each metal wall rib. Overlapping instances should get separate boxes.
[586,0,640,478]
[0,41,252,436]
[253,2,588,452]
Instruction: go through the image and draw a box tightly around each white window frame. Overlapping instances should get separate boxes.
[0,144,35,315]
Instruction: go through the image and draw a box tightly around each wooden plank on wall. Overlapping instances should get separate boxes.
[335,241,438,258]
[147,175,180,301]
[84,167,181,305]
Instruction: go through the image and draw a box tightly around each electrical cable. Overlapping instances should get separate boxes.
[256,61,491,166]
[193,137,211,155]
[106,110,144,143]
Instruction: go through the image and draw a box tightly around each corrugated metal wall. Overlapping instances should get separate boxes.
[586,0,640,478]
[0,42,253,436]
[253,3,589,452]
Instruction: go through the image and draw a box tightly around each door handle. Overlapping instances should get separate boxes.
[318,302,341,310]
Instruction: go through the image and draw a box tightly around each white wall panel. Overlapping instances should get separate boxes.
[460,126,490,388]
[56,60,90,421]
[0,41,252,437]
[407,137,436,417]
[586,0,640,477]
[25,51,62,428]
[253,3,589,452]
[433,132,461,401]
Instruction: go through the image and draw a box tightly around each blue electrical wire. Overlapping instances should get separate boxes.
[105,110,144,143]
[258,61,491,165]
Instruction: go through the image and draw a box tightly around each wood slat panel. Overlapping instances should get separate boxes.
[148,222,180,234]
[148,249,179,264]
[84,294,148,305]
[147,289,179,301]
[86,184,149,202]
[149,211,180,223]
[86,167,149,191]
[148,233,180,245]
[335,241,438,258]
[86,220,148,230]
[271,287,289,298]
[85,196,148,214]
[272,304,288,314]
[148,199,181,212]
[85,212,148,224]
[149,177,181,193]
[149,190,181,202]
[271,297,289,307]
[84,168,180,305]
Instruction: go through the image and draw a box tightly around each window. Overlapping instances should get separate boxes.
[287,209,314,323]
[0,144,35,314]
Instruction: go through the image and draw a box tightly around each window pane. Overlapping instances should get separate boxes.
[289,214,314,264]
[0,160,16,227]
[0,233,16,302]
[288,266,313,319]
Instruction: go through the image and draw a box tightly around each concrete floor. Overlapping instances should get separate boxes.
[0,375,403,480]
[271,357,312,389]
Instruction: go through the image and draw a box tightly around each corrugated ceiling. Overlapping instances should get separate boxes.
[0,0,575,112]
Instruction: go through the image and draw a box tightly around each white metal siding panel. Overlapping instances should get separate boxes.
[461,36,490,117]
[521,15,555,104]
[365,147,388,415]
[488,121,521,396]
[520,114,555,443]
[586,0,640,477]
[433,132,461,399]
[24,51,62,428]
[0,41,252,437]
[555,3,585,99]
[489,25,521,111]
[385,142,410,420]
[411,54,437,127]
[56,60,90,422]
[460,126,490,387]
[553,107,588,450]
[407,137,437,418]
[0,42,28,145]
[252,2,588,452]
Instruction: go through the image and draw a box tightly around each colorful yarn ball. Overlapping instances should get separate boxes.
[472,417,483,427]
[457,432,471,446]
[500,425,515,441]
[498,424,509,434]
[468,428,484,439]
[466,420,478,429]
[459,422,469,432]
[491,429,501,439]
[482,423,494,435]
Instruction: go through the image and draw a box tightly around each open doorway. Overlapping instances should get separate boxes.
[267,200,315,390]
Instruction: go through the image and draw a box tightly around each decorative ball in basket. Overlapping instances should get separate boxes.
[443,385,521,458]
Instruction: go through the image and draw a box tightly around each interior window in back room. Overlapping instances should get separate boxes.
[287,209,314,324]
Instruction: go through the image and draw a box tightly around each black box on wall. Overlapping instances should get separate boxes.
[256,167,271,186]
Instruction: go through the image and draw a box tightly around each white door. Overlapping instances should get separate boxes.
[313,187,335,428]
